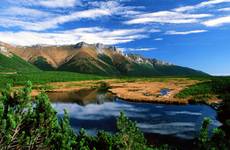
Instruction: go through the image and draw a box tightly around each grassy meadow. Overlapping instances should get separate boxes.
[176,76,230,103]
[0,71,107,88]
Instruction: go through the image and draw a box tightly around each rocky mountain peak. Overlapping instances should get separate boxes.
[74,42,91,49]
[127,54,173,66]
[94,43,106,54]
[72,42,119,55]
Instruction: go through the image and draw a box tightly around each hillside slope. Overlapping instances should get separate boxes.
[8,42,208,76]
[0,43,39,72]
[0,54,40,73]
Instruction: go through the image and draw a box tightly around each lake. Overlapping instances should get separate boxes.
[49,89,221,147]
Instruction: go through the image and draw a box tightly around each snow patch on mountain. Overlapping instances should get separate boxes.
[0,46,12,57]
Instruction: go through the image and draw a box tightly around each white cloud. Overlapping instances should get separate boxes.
[149,29,161,33]
[126,48,156,51]
[88,1,120,9]
[124,11,212,25]
[87,1,143,17]
[165,30,207,35]
[0,27,149,46]
[39,0,80,8]
[218,7,230,11]
[0,0,142,31]
[0,8,112,31]
[2,7,51,18]
[174,0,230,12]
[202,15,230,26]
[7,0,82,8]
[154,38,163,41]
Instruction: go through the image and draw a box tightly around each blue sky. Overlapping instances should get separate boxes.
[0,0,230,75]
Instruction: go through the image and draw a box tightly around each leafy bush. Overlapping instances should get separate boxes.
[0,81,77,149]
[196,118,230,150]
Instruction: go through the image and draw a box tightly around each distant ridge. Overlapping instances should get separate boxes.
[2,41,208,76]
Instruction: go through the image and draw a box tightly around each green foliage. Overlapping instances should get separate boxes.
[0,82,79,149]
[176,77,230,104]
[33,56,55,71]
[197,117,230,150]
[210,128,228,149]
[198,118,211,149]
[59,57,120,76]
[115,112,148,150]
[176,82,213,99]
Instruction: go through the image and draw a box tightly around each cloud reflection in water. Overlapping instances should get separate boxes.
[52,99,221,140]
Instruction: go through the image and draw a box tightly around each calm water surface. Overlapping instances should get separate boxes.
[49,89,221,141]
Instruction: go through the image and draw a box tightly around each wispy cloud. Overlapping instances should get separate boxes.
[87,1,143,17]
[125,48,156,51]
[1,0,230,47]
[6,0,82,8]
[0,8,112,31]
[2,7,52,18]
[174,0,230,12]
[0,0,143,31]
[165,30,207,35]
[202,16,230,27]
[124,11,212,25]
[154,38,163,41]
[0,5,55,24]
[218,7,230,11]
[149,29,161,33]
[0,27,149,46]
[39,0,80,8]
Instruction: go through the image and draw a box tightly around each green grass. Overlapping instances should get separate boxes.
[33,56,55,71]
[116,76,194,83]
[59,57,120,76]
[0,54,39,72]
[0,71,107,88]
[176,82,213,99]
[176,76,230,103]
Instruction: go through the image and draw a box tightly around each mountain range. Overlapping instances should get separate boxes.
[0,41,207,76]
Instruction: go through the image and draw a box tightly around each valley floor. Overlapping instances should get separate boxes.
[29,77,222,105]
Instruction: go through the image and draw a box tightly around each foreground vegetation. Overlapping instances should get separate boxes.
[0,81,229,149]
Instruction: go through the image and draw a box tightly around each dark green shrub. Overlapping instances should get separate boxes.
[98,81,111,91]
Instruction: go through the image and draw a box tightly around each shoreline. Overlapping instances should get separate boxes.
[28,78,222,106]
